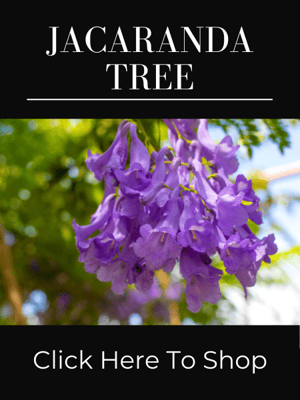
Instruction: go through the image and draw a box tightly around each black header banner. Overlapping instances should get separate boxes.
[0,2,299,117]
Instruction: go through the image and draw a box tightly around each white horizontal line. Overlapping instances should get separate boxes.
[26,98,273,101]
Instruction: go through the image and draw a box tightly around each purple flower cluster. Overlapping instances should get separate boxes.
[73,119,278,313]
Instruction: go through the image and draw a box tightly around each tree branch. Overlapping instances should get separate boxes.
[0,219,27,325]
[156,270,181,325]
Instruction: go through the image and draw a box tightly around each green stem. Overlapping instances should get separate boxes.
[136,119,157,153]
[164,183,174,190]
[179,184,197,194]
[207,173,217,181]
[178,184,212,213]
[135,119,147,137]
[164,160,189,168]
[168,146,176,156]
[171,121,193,144]
[201,199,212,213]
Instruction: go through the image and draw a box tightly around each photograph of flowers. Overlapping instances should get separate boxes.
[1,118,299,326]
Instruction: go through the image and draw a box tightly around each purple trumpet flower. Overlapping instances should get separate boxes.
[216,174,263,236]
[197,119,240,177]
[180,247,223,313]
[213,135,240,176]
[219,232,278,297]
[174,138,196,163]
[131,187,182,271]
[85,120,131,181]
[175,119,199,140]
[233,174,263,225]
[78,239,99,274]
[139,146,169,206]
[114,124,151,193]
[197,119,217,162]
[96,237,137,295]
[219,233,257,275]
[163,118,199,142]
[132,263,155,293]
[191,159,218,212]
[155,156,181,208]
[177,193,220,257]
[113,125,153,220]
[72,193,116,247]
[78,232,119,274]
[216,189,249,237]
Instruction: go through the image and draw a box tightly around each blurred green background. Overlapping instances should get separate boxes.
[0,118,299,325]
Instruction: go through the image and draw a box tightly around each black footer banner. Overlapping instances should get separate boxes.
[3,325,300,397]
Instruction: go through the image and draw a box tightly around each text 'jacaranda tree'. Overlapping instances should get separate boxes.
[73,119,278,313]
